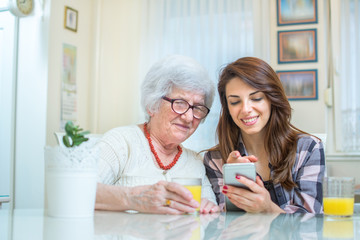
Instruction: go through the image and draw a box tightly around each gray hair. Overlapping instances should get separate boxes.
[141,55,215,120]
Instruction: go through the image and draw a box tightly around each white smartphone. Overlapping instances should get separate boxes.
[222,163,256,211]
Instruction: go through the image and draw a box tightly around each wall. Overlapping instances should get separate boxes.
[46,0,95,147]
[91,0,143,134]
[13,0,96,208]
[26,0,142,208]
[268,0,360,183]
[269,0,327,134]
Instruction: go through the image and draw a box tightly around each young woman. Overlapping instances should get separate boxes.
[204,57,325,213]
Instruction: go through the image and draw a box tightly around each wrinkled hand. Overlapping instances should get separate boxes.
[130,180,199,214]
[226,151,258,164]
[200,198,220,214]
[222,176,283,213]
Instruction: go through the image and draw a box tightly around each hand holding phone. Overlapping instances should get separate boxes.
[227,151,258,164]
[222,163,256,211]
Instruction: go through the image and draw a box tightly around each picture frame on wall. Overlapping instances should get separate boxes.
[278,29,317,64]
[64,6,78,32]
[277,69,318,100]
[277,0,317,26]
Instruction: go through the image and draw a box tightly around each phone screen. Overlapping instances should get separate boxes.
[222,163,256,211]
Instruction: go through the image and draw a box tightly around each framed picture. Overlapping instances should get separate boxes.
[278,29,317,64]
[64,6,78,32]
[277,0,317,26]
[277,69,318,100]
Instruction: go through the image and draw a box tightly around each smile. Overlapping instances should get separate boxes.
[241,116,258,125]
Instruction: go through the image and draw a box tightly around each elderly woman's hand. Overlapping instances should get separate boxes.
[128,180,199,214]
[226,151,258,164]
[199,198,220,214]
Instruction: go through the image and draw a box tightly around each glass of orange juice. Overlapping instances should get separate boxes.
[172,178,202,212]
[323,176,355,217]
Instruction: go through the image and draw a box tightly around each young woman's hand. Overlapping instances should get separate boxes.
[222,176,285,213]
[226,151,258,164]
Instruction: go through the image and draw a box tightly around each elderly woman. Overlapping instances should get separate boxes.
[95,55,220,214]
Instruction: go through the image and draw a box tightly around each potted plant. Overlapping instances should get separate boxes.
[62,121,90,147]
[45,121,98,218]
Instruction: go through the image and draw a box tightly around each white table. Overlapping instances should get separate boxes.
[0,195,10,208]
[1,208,360,239]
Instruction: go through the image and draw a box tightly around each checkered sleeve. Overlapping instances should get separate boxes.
[282,135,326,213]
[204,151,226,212]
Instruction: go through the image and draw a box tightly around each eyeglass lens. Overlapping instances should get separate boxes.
[172,99,208,119]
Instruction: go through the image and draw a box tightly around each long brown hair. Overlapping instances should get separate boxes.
[211,57,307,190]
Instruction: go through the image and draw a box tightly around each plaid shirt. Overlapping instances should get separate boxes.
[204,134,325,213]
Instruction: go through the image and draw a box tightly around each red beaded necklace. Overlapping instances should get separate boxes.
[143,122,182,170]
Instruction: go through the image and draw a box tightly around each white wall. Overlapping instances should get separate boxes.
[14,0,96,208]
[91,0,143,134]
[269,0,326,133]
[45,0,143,141]
[46,0,95,147]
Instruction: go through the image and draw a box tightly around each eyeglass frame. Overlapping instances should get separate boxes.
[162,96,210,119]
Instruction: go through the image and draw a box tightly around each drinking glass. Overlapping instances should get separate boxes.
[323,176,355,217]
[172,178,202,211]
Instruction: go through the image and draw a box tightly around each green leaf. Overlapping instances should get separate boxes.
[78,131,90,136]
[61,121,90,148]
[62,135,72,147]
[64,121,75,136]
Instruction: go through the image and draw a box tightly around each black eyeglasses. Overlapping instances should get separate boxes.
[162,96,210,120]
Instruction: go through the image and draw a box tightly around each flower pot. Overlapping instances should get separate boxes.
[45,143,98,218]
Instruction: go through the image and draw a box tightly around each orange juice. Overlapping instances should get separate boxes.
[323,197,354,216]
[184,185,202,211]
[323,218,354,238]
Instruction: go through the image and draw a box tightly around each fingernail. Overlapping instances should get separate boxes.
[236,175,241,179]
[223,185,228,190]
[222,190,227,194]
[191,199,200,207]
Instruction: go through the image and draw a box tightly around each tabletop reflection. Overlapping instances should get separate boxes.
[3,208,360,240]
[94,211,218,240]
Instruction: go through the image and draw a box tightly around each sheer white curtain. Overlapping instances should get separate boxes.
[139,0,269,152]
[336,0,360,152]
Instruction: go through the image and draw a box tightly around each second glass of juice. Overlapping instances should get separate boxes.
[172,177,202,212]
[323,176,355,217]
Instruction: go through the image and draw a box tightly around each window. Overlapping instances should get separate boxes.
[330,0,360,156]
[139,0,270,152]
